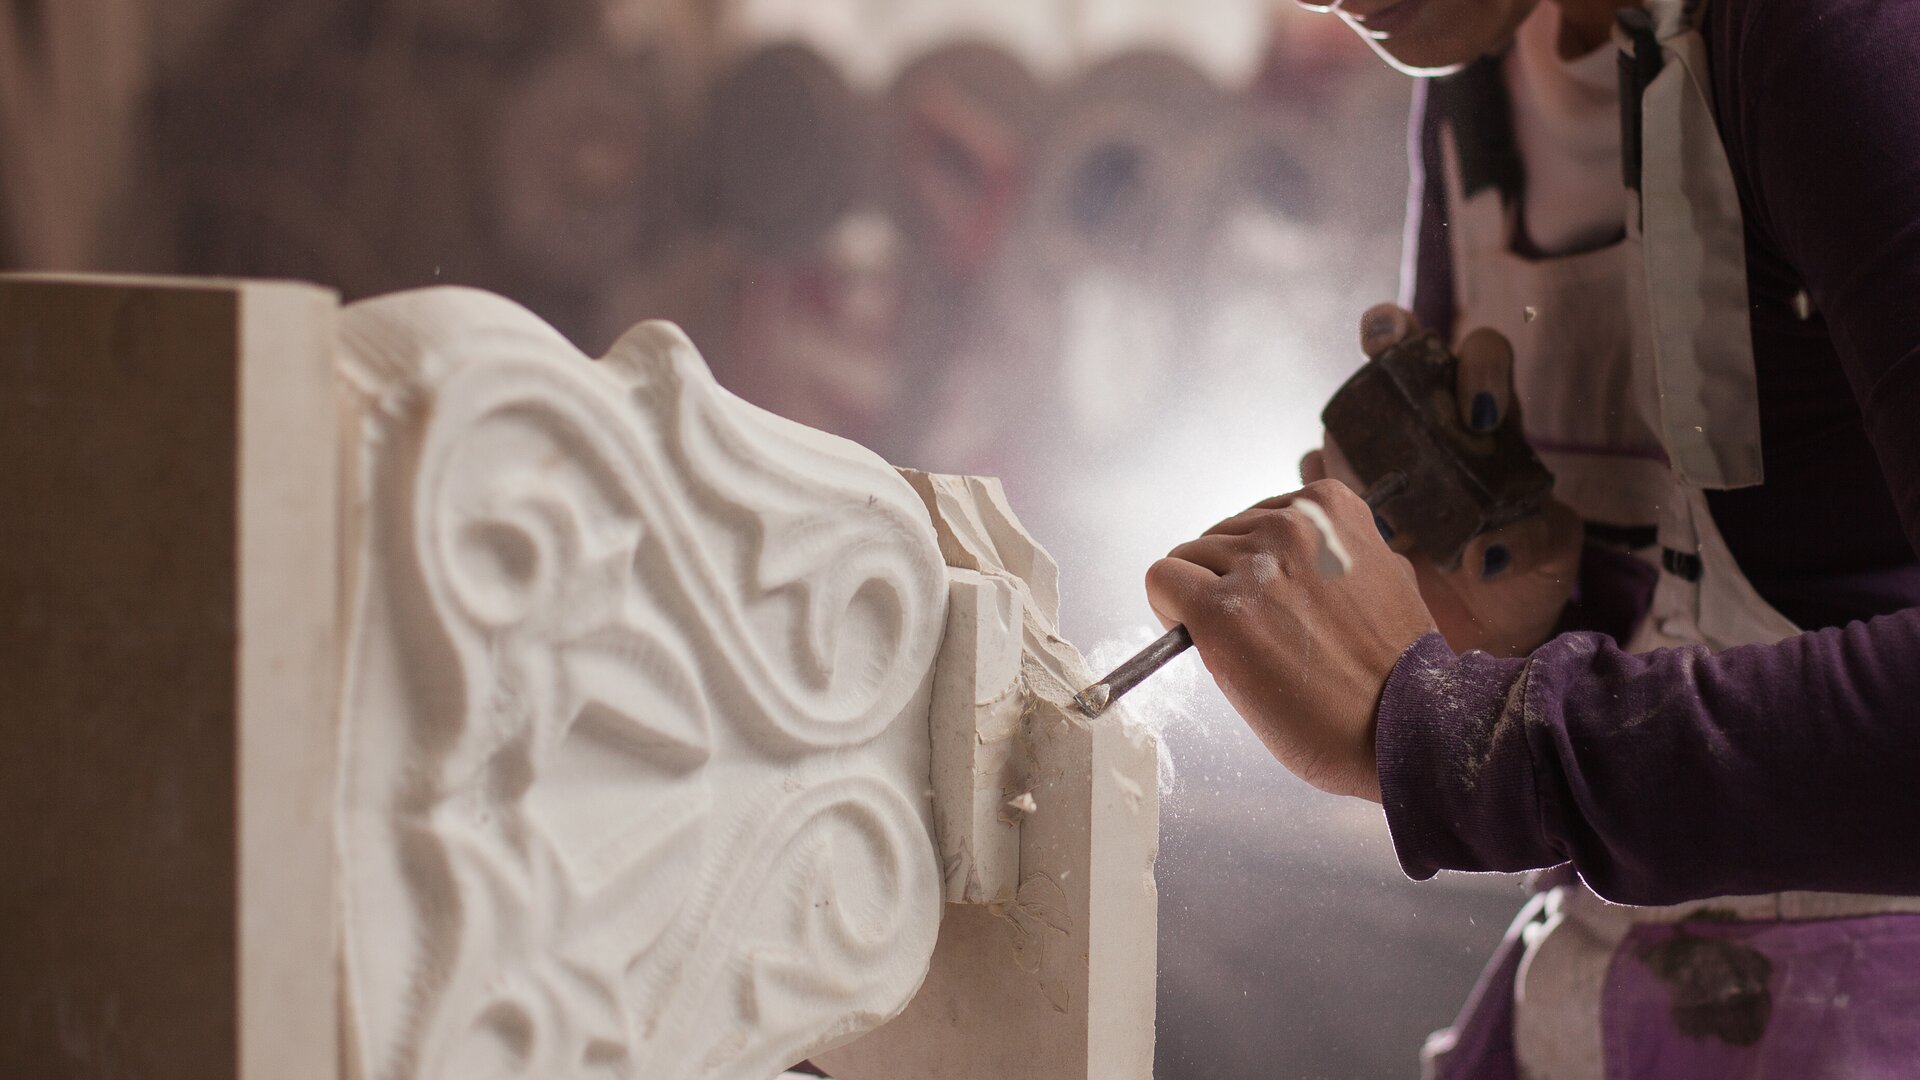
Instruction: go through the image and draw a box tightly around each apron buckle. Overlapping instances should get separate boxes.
[1660,546,1704,583]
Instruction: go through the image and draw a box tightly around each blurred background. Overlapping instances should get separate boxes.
[1,1,1523,1074]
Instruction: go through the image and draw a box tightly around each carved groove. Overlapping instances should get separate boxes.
[338,288,945,1080]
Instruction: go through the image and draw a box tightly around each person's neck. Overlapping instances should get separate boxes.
[1551,0,1642,58]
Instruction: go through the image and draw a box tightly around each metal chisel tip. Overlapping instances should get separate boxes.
[1073,624,1194,718]
[1073,683,1113,718]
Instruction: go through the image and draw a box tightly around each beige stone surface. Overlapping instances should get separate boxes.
[929,566,1025,904]
[816,471,1160,1080]
[0,273,340,1080]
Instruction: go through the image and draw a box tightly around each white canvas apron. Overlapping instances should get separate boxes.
[1429,3,1920,1076]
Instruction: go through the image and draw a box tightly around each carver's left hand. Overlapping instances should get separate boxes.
[1144,480,1436,802]
[1307,303,1583,658]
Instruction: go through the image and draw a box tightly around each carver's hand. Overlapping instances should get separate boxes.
[1303,302,1582,658]
[1145,480,1436,802]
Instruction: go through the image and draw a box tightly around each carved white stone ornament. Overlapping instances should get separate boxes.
[334,288,949,1080]
[818,473,1160,1080]
[0,273,1158,1080]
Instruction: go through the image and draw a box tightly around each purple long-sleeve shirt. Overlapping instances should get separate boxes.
[1380,0,1920,905]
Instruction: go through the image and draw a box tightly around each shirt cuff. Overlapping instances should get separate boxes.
[1375,633,1559,880]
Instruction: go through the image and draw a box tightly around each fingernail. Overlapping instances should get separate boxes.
[1482,543,1512,579]
[1374,513,1395,543]
[1470,391,1499,432]
[1363,313,1396,341]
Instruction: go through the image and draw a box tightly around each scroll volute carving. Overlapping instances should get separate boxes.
[335,287,947,1080]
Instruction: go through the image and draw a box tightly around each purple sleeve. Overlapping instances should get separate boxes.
[1713,0,1920,553]
[1375,1,1920,903]
[1377,618,1920,905]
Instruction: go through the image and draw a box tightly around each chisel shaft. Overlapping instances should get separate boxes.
[1072,473,1408,719]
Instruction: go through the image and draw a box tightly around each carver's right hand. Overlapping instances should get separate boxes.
[1145,480,1434,801]
[1302,303,1583,658]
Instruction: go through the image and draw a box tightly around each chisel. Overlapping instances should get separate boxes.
[1072,473,1406,719]
[1072,329,1559,719]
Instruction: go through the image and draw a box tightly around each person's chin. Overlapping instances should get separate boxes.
[1338,3,1521,76]
[1365,35,1480,75]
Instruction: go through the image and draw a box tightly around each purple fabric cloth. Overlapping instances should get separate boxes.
[1379,619,1920,904]
[1422,892,1545,1080]
[1556,541,1660,643]
[1426,903,1920,1079]
[1701,0,1920,624]
[1602,913,1920,1078]
[1382,0,1920,896]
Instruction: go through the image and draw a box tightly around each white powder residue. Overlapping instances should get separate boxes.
[1291,497,1351,579]
[1084,626,1214,796]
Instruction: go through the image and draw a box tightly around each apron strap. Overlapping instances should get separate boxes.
[1617,0,1764,491]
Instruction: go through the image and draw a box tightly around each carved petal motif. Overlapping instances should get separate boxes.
[336,288,946,1080]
